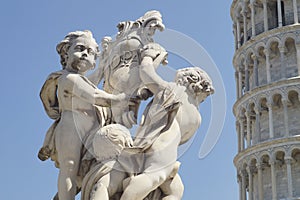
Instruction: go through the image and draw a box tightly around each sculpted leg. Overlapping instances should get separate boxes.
[120,168,173,200]
[55,124,82,200]
[91,168,126,200]
[160,173,184,200]
[91,174,110,200]
[57,159,80,200]
[107,168,127,196]
[121,123,181,200]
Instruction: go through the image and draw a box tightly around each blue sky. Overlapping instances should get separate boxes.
[0,1,237,199]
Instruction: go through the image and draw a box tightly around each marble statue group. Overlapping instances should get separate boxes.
[38,10,214,200]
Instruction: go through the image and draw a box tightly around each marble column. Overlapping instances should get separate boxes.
[250,2,256,38]
[235,71,239,98]
[233,24,238,50]
[279,46,286,79]
[269,158,277,200]
[238,68,243,98]
[266,101,274,139]
[239,117,245,151]
[238,176,243,200]
[252,54,259,87]
[264,49,271,83]
[236,121,241,152]
[263,0,269,31]
[241,170,247,200]
[285,157,293,199]
[242,9,248,43]
[246,111,251,147]
[282,97,289,137]
[295,43,300,75]
[237,18,241,48]
[277,0,283,27]
[293,0,299,24]
[254,106,261,143]
[247,166,253,200]
[244,60,249,92]
[257,162,264,200]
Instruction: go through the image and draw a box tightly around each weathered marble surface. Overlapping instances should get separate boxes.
[38,10,214,200]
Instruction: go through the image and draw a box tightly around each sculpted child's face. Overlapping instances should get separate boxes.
[66,36,98,74]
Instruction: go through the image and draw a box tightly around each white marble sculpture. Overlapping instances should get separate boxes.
[38,10,214,200]
[38,30,129,200]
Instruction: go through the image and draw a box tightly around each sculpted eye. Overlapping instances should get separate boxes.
[75,45,85,52]
[88,48,96,56]
[202,81,211,89]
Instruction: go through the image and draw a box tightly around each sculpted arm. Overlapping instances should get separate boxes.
[68,74,125,106]
[139,47,169,94]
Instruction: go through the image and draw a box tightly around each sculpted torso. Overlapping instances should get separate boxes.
[57,72,99,135]
[104,37,143,94]
[176,91,202,144]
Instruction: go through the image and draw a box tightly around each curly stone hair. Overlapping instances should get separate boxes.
[175,67,214,95]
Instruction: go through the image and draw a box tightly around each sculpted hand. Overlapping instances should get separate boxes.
[141,43,168,67]
[125,133,133,147]
[114,93,127,101]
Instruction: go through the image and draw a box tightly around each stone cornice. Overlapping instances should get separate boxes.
[233,77,300,116]
[233,136,300,167]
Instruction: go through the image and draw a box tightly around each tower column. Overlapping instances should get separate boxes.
[239,116,245,151]
[285,157,293,199]
[235,71,240,98]
[266,100,274,139]
[242,9,248,43]
[250,2,256,37]
[263,49,271,83]
[238,67,243,98]
[244,60,249,92]
[257,162,264,200]
[237,17,242,48]
[293,0,299,24]
[245,111,251,147]
[252,54,259,87]
[295,43,300,75]
[254,105,261,143]
[282,97,289,137]
[277,0,283,27]
[263,0,268,31]
[238,176,243,200]
[279,46,286,79]
[236,121,241,153]
[233,24,238,49]
[241,170,247,200]
[247,166,253,200]
[269,158,277,200]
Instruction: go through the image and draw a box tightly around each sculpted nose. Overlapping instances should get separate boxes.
[82,49,88,57]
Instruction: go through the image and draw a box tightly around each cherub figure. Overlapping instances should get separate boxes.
[120,43,214,200]
[38,30,127,200]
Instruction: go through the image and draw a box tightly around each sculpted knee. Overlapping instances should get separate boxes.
[121,189,140,200]
[148,170,170,186]
[60,160,78,173]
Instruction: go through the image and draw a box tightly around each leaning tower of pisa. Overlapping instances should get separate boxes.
[231,0,300,199]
